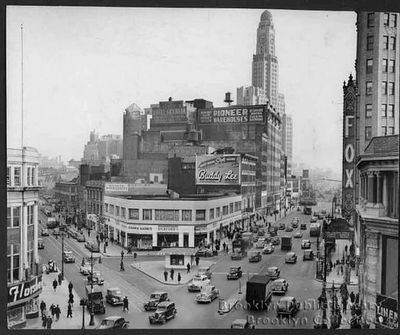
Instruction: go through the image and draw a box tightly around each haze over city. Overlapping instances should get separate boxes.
[7,7,357,172]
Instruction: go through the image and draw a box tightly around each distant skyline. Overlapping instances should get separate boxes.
[7,7,357,172]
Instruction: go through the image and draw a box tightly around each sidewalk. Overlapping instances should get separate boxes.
[25,271,97,329]
[131,259,216,285]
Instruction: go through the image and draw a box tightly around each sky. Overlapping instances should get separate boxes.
[7,7,357,172]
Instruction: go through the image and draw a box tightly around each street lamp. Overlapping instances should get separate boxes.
[61,213,65,280]
[89,250,95,326]
[80,298,87,330]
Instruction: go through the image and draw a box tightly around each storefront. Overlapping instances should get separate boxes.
[194,225,207,247]
[164,248,196,270]
[7,275,42,329]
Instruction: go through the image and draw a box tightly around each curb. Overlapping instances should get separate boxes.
[130,264,192,286]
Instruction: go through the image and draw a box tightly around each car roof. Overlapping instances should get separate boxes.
[274,278,285,283]
[151,291,167,295]
[267,266,278,270]
[232,319,247,326]
[157,301,174,307]
[286,252,296,255]
[103,316,123,321]
[108,287,121,291]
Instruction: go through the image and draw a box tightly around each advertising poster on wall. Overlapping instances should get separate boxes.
[197,106,265,124]
[195,154,241,185]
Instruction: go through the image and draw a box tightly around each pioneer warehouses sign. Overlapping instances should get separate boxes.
[196,154,241,185]
[198,106,265,124]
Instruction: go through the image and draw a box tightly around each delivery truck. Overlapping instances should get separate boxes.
[246,275,273,310]
[281,236,292,251]
[86,285,106,314]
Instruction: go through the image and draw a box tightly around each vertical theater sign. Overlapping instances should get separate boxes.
[342,74,356,223]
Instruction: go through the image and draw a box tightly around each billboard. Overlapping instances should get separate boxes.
[376,294,398,329]
[151,107,187,124]
[198,106,265,124]
[105,183,129,193]
[196,154,241,185]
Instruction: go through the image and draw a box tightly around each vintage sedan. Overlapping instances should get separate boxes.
[294,231,303,238]
[231,250,246,260]
[279,223,286,230]
[195,285,219,303]
[271,236,280,246]
[301,239,312,249]
[149,302,177,324]
[98,316,129,329]
[262,244,274,254]
[76,233,86,242]
[197,266,212,279]
[80,264,92,275]
[38,238,45,249]
[303,249,314,261]
[285,225,294,232]
[285,252,298,264]
[266,266,280,279]
[271,279,289,294]
[248,251,262,263]
[41,228,50,236]
[300,223,307,230]
[226,266,242,280]
[310,216,318,223]
[230,319,256,329]
[255,237,267,249]
[187,274,210,292]
[85,241,100,252]
[87,271,105,285]
[276,297,300,317]
[106,288,124,306]
[144,292,169,311]
[63,250,76,263]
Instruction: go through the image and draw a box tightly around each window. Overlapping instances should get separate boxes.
[222,205,228,215]
[389,59,395,72]
[388,127,395,135]
[390,37,396,50]
[7,244,20,283]
[7,207,11,228]
[7,167,10,186]
[366,104,373,118]
[388,104,395,117]
[105,203,108,213]
[121,207,126,218]
[31,167,35,185]
[381,104,387,117]
[110,205,114,215]
[382,126,387,136]
[155,209,179,221]
[366,81,373,95]
[195,210,206,221]
[182,210,192,221]
[129,208,139,219]
[382,58,388,72]
[390,14,397,27]
[367,12,374,27]
[143,209,152,220]
[209,208,214,220]
[27,168,31,186]
[383,35,389,49]
[229,203,234,214]
[367,35,374,50]
[366,59,373,73]
[12,207,20,227]
[389,82,395,95]
[116,206,120,217]
[382,81,388,94]
[384,13,390,26]
[216,207,220,217]
[365,126,372,140]
[14,167,21,186]
[28,205,33,225]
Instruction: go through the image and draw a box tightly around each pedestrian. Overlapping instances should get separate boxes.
[46,316,53,329]
[350,291,355,304]
[120,261,125,271]
[88,229,90,237]
[342,297,348,312]
[170,268,174,280]
[68,281,73,294]
[187,263,191,273]
[42,315,47,328]
[55,304,61,321]
[330,261,333,272]
[337,264,340,276]
[67,303,73,318]
[68,292,74,305]
[333,261,336,269]
[177,272,181,284]
[121,250,124,260]
[40,300,46,317]
[195,256,200,266]
[58,273,62,286]
[52,279,58,291]
[223,242,226,252]
[50,304,55,317]
[345,245,348,254]
[163,270,168,281]
[123,296,129,312]
[341,265,344,275]
[355,292,360,304]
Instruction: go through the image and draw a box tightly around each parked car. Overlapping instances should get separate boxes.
[248,251,262,263]
[195,248,214,257]
[187,275,210,292]
[197,266,212,279]
[291,218,299,228]
[262,244,274,254]
[227,266,242,280]
[76,233,86,242]
[276,296,300,317]
[279,223,286,230]
[310,216,318,223]
[80,264,92,275]
[63,250,76,263]
[106,288,124,306]
[53,228,61,236]
[195,285,219,303]
[88,271,105,285]
[85,241,100,252]
[271,236,280,246]
[285,225,293,232]
[255,237,267,249]
[300,223,307,230]
[271,278,289,294]
[38,238,44,249]
[230,319,256,329]
[303,249,314,261]
[149,301,177,324]
[41,228,49,236]
[231,250,246,260]
[285,252,297,264]
[294,231,303,238]
[144,291,169,311]
[266,266,280,279]
[301,239,312,249]
[98,316,129,329]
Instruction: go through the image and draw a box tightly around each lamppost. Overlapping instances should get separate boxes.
[80,298,87,329]
[89,250,95,326]
[61,214,65,280]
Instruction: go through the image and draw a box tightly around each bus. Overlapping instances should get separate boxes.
[309,222,321,237]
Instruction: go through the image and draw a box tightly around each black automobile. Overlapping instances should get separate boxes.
[149,302,177,324]
[98,316,129,329]
[38,238,44,249]
[271,236,280,246]
[106,288,124,306]
[231,251,246,260]
[300,223,307,230]
[144,292,169,311]
[303,249,314,261]
[285,226,294,232]
[248,251,262,263]
[41,228,50,237]
[227,266,242,280]
[276,297,300,317]
[85,241,100,252]
[195,248,214,257]
[279,223,286,230]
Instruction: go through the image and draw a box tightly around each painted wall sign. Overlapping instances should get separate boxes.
[196,154,241,185]
[105,183,129,193]
[198,106,265,124]
[376,294,398,329]
[151,107,187,124]
[8,275,42,306]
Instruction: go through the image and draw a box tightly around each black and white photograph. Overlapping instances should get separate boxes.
[5,2,399,331]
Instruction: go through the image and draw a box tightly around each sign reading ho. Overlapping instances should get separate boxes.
[376,294,398,329]
[105,183,129,193]
[196,155,241,185]
[151,107,187,124]
[8,275,42,305]
[198,106,264,124]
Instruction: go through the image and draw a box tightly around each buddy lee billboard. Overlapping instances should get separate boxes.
[196,155,241,185]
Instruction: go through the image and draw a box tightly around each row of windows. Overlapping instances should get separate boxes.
[365,104,395,118]
[366,58,395,73]
[105,202,242,221]
[367,12,397,28]
[7,166,37,187]
[366,81,396,95]
[365,126,395,140]
[367,35,396,51]
[7,206,35,228]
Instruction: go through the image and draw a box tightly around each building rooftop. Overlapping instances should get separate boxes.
[363,135,399,156]
[106,192,239,201]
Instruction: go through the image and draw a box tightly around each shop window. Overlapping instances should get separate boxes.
[182,210,192,221]
[209,208,214,220]
[14,167,21,186]
[143,209,152,220]
[195,210,206,221]
[170,254,184,266]
[222,206,228,215]
[7,306,25,329]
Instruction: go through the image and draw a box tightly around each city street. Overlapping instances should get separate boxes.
[37,202,334,329]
